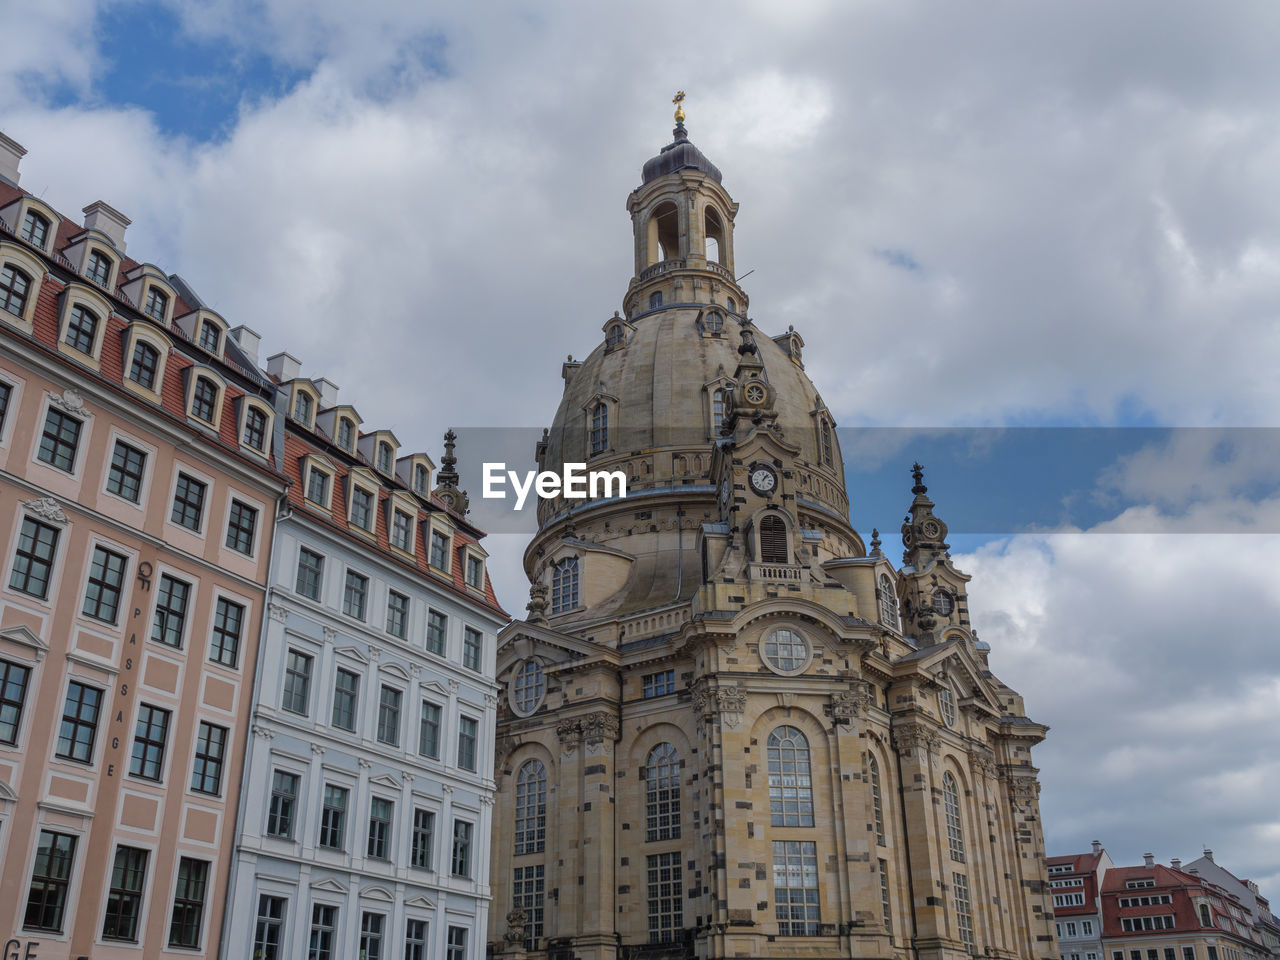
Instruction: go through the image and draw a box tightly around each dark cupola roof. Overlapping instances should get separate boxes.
[641,124,723,185]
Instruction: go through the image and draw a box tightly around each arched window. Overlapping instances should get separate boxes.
[869,756,886,846]
[86,250,111,286]
[878,574,898,629]
[199,319,221,353]
[704,205,725,265]
[0,264,30,318]
[514,760,547,855]
[191,376,218,423]
[645,743,681,841]
[939,685,956,728]
[768,726,814,826]
[943,772,965,862]
[704,311,723,335]
[590,402,608,455]
[377,442,392,473]
[606,324,623,348]
[22,211,50,248]
[649,201,680,263]
[712,388,727,434]
[551,557,578,614]
[293,390,313,426]
[65,304,99,354]
[820,419,834,467]
[513,660,545,714]
[726,297,736,314]
[144,286,168,322]
[413,463,428,495]
[129,341,160,390]
[649,290,663,310]
[242,407,268,451]
[337,417,354,450]
[759,514,788,564]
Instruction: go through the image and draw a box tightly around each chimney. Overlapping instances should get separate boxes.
[0,132,26,186]
[82,201,131,252]
[1204,848,1214,863]
[1172,859,1182,871]
[1092,840,1102,855]
[266,351,301,382]
[314,378,340,409]
[229,326,262,365]
[1144,853,1155,868]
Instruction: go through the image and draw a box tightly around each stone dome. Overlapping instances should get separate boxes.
[641,125,723,185]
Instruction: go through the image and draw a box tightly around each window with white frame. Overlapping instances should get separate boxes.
[773,841,820,936]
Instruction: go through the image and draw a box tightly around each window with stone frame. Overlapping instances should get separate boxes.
[768,726,814,827]
[646,852,683,944]
[943,772,965,862]
[514,760,547,854]
[645,742,681,841]
[869,755,887,846]
[10,517,59,599]
[773,840,820,936]
[513,865,546,949]
[128,341,160,390]
[0,263,30,317]
[64,304,99,354]
[551,557,578,613]
[38,408,81,472]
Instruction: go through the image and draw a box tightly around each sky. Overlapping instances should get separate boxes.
[5,0,1279,895]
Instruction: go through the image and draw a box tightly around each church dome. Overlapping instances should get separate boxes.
[640,124,723,185]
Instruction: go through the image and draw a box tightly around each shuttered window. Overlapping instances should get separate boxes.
[759,515,788,563]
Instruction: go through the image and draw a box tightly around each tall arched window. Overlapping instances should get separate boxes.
[128,341,160,390]
[768,726,814,827]
[551,557,578,613]
[759,514,788,564]
[645,743,681,841]
[590,402,608,455]
[0,264,31,318]
[869,756,886,846]
[820,419,834,467]
[878,574,899,629]
[606,324,623,348]
[943,772,965,862]
[712,388,727,434]
[514,760,547,855]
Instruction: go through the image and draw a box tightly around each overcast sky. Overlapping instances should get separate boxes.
[5,0,1278,896]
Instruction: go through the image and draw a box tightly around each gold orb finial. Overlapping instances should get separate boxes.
[673,90,686,125]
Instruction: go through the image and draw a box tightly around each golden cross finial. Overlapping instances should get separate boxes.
[673,90,686,125]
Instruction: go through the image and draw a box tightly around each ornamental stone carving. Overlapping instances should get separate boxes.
[322,626,337,643]
[267,604,288,623]
[827,680,873,724]
[49,388,87,416]
[892,723,942,756]
[252,725,276,740]
[1007,777,1040,801]
[22,498,68,523]
[968,747,998,780]
[358,757,372,769]
[692,683,746,730]
[556,718,581,754]
[555,712,620,755]
[504,906,529,944]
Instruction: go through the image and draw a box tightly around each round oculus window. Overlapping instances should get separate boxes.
[744,383,766,404]
[762,627,810,674]
[932,588,954,616]
[512,659,545,714]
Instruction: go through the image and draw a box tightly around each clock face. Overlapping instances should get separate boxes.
[750,466,777,495]
[745,383,766,404]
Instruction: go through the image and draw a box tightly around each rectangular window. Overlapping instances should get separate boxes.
[296,547,324,600]
[773,840,820,936]
[106,440,147,503]
[282,649,313,715]
[38,409,80,472]
[225,499,258,554]
[102,845,148,941]
[190,721,227,795]
[1166,950,1177,960]
[242,407,268,451]
[310,904,337,960]
[466,554,483,588]
[392,510,413,551]
[1067,922,1078,936]
[0,658,31,745]
[361,912,385,960]
[351,487,374,530]
[457,715,478,772]
[306,468,330,505]
[129,703,171,780]
[168,857,209,948]
[171,473,207,531]
[129,341,158,389]
[23,830,77,932]
[56,680,102,762]
[411,809,434,869]
[647,852,683,944]
[405,918,428,960]
[386,590,409,639]
[81,545,127,623]
[430,530,449,569]
[513,864,545,949]
[367,797,393,860]
[953,872,974,952]
[377,686,402,746]
[210,597,244,667]
[643,669,676,698]
[10,517,58,598]
[463,627,482,671]
[1083,921,1094,935]
[151,574,190,647]
[254,894,286,960]
[419,701,441,758]
[1207,949,1218,960]
[451,820,473,877]
[267,770,299,838]
[426,610,447,655]
[144,286,168,320]
[1184,949,1196,960]
[879,858,891,927]
[332,668,359,732]
[319,785,348,849]
[447,927,468,960]
[65,304,98,352]
[343,570,368,620]
[0,381,10,428]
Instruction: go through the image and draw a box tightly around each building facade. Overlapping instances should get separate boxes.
[1183,851,1280,960]
[488,112,1057,960]
[1100,858,1269,960]
[221,359,507,960]
[0,134,287,957]
[1048,842,1114,960]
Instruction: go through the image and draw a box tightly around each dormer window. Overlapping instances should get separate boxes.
[391,509,413,551]
[21,211,49,248]
[191,376,218,424]
[649,291,663,309]
[65,305,99,354]
[606,324,623,348]
[1,264,30,318]
[337,417,354,450]
[758,514,788,564]
[704,311,723,335]
[86,250,111,287]
[590,402,608,456]
[878,573,899,629]
[377,442,392,474]
[144,287,168,323]
[293,391,313,427]
[551,557,578,613]
[128,341,160,390]
[242,406,268,451]
[712,388,727,434]
[350,487,374,530]
[199,319,221,353]
[429,529,450,570]
[305,465,331,506]
[727,297,736,314]
[466,554,484,589]
[413,463,428,496]
[820,419,834,467]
